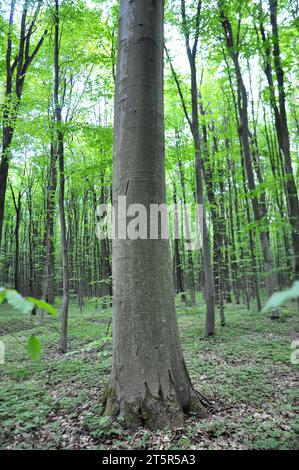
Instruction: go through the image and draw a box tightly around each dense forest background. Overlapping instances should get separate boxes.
[0,0,298,451]
[0,0,298,314]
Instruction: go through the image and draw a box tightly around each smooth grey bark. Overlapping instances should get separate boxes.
[102,0,207,429]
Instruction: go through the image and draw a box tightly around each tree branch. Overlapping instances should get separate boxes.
[164,44,192,133]
[192,0,202,57]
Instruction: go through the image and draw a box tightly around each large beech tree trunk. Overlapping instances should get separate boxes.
[102,0,207,429]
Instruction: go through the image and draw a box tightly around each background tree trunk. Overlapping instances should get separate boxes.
[54,0,69,354]
[220,9,280,318]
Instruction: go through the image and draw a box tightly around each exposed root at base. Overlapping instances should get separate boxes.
[101,385,209,430]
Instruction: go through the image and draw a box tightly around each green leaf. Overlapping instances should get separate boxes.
[0,288,7,305]
[27,335,42,361]
[1,288,56,362]
[6,290,34,315]
[26,297,58,317]
[262,281,299,313]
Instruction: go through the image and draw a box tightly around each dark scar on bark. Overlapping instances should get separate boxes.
[125,180,130,195]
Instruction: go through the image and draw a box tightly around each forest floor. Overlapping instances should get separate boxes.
[0,294,298,450]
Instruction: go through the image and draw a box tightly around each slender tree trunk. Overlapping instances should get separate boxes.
[201,110,228,321]
[99,177,112,303]
[11,186,22,292]
[166,1,215,334]
[58,133,69,353]
[190,65,215,335]
[53,0,69,353]
[260,4,299,284]
[180,0,215,335]
[40,143,57,327]
[173,185,185,297]
[46,144,57,304]
[178,158,196,304]
[27,185,34,295]
[221,10,280,317]
[0,0,16,249]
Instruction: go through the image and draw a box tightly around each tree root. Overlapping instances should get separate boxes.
[101,383,209,430]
